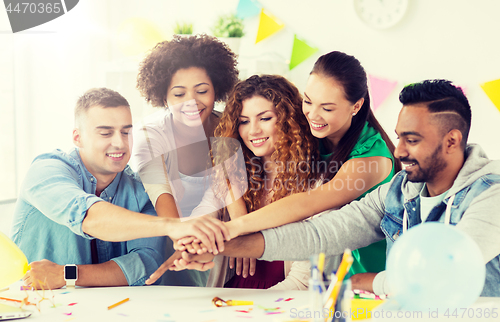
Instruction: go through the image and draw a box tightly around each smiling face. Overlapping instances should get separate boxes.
[73,105,133,185]
[238,95,278,163]
[394,104,448,184]
[165,66,216,127]
[302,73,362,147]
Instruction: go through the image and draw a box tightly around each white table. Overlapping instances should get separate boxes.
[1,284,310,321]
[1,283,499,322]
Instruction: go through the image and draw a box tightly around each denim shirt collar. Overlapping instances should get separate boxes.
[71,148,122,202]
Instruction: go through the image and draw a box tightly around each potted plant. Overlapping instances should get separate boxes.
[212,13,244,55]
[173,22,193,37]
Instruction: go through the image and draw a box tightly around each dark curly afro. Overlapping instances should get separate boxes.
[137,34,239,107]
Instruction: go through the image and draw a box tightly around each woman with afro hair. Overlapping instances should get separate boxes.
[131,34,239,287]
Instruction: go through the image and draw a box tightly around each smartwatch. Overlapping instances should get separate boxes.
[64,264,78,288]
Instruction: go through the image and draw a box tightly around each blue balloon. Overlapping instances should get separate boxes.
[386,223,485,311]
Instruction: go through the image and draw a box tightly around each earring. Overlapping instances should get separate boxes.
[352,112,356,116]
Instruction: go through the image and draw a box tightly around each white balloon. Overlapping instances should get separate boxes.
[386,223,485,311]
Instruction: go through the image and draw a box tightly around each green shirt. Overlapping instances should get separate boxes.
[320,121,395,275]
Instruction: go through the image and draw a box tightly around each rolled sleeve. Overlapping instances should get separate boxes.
[143,182,173,208]
[372,270,390,295]
[22,158,103,239]
[111,235,166,286]
[269,260,310,290]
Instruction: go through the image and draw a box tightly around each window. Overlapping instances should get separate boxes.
[0,35,17,202]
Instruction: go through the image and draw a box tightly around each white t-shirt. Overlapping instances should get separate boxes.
[131,108,213,218]
[419,184,449,222]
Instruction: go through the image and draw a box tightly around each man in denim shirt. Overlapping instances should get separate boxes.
[11,88,229,289]
[171,80,500,297]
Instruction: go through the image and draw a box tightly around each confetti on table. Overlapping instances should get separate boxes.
[60,291,71,294]
[260,307,285,315]
[68,303,77,306]
[237,316,253,319]
[51,303,63,308]
[265,311,285,315]
[353,289,376,299]
[20,286,32,291]
[284,298,294,302]
[64,317,76,322]
[263,307,281,312]
[235,308,253,313]
[63,312,72,316]
[199,309,215,313]
[275,298,284,302]
[0,287,9,292]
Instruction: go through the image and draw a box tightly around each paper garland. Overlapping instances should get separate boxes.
[236,0,261,19]
[238,0,317,70]
[236,0,500,109]
[289,35,318,70]
[481,79,500,113]
[368,75,398,111]
[255,9,285,44]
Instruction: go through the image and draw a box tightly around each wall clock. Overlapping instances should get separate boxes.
[354,0,409,30]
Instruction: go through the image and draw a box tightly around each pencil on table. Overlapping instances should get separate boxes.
[0,296,22,303]
[108,298,129,310]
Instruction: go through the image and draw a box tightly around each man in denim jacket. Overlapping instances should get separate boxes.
[11,88,228,289]
[172,80,500,297]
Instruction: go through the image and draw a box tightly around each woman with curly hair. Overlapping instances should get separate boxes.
[187,74,322,289]
[131,34,239,287]
[218,51,401,285]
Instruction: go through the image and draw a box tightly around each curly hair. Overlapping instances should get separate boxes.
[213,75,321,213]
[137,34,239,107]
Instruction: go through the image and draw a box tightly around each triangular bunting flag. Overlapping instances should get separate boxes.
[480,79,500,113]
[368,75,398,111]
[236,0,261,19]
[255,9,285,44]
[289,35,318,70]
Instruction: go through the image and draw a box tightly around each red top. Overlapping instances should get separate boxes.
[224,260,285,289]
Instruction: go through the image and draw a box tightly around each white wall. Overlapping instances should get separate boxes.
[0,0,499,199]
